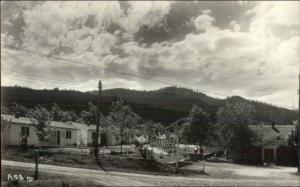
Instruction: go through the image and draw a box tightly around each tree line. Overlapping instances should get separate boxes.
[2,99,298,154]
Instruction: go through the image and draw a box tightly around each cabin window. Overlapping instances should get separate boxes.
[21,126,30,137]
[66,130,72,139]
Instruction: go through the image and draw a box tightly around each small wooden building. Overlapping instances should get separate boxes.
[229,124,297,165]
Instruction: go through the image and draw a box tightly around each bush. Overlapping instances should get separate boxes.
[139,147,154,160]
[110,151,122,155]
[20,136,28,152]
[134,140,141,148]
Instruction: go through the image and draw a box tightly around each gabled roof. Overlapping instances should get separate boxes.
[2,115,32,125]
[65,121,103,131]
[249,125,295,146]
[1,114,79,130]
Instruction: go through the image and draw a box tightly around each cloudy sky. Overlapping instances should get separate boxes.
[1,1,299,109]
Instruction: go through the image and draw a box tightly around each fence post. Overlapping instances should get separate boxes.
[202,147,205,173]
[34,149,39,180]
[176,138,179,172]
[146,144,148,160]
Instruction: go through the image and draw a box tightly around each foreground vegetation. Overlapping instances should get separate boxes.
[2,146,180,175]
[1,166,102,187]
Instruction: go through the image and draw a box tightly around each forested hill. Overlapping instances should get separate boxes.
[1,86,297,125]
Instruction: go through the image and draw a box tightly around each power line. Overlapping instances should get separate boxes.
[3,45,296,92]
[2,68,97,85]
[3,37,298,79]
[2,73,97,89]
[1,42,297,109]
[2,46,177,86]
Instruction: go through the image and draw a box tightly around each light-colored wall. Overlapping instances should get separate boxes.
[6,123,79,147]
[56,128,79,146]
[2,124,11,146]
[78,129,88,146]
[5,121,122,147]
[9,123,40,145]
[87,130,119,146]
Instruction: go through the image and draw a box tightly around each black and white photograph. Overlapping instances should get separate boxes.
[1,1,300,186]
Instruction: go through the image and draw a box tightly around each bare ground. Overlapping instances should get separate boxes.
[2,160,299,186]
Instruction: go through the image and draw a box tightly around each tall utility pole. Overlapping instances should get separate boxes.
[176,136,179,172]
[298,73,300,173]
[94,80,107,171]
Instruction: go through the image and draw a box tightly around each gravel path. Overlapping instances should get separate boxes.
[2,160,300,186]
[183,160,299,181]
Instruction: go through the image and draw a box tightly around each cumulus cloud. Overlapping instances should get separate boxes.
[230,21,241,32]
[91,32,118,55]
[120,1,173,33]
[1,1,299,108]
[23,1,123,53]
[194,12,215,31]
[116,2,299,107]
[249,1,300,39]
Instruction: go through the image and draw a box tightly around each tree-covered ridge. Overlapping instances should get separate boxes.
[1,86,297,125]
[2,87,299,152]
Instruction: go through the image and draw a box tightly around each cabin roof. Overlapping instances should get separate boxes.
[1,114,79,130]
[249,125,295,145]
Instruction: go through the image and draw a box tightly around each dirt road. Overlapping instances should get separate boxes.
[2,160,299,186]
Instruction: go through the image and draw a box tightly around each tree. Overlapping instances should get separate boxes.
[216,102,256,156]
[61,110,78,122]
[51,103,78,122]
[141,120,164,143]
[183,105,213,148]
[168,105,213,147]
[167,118,190,144]
[30,105,53,147]
[30,105,53,180]
[51,103,63,121]
[11,103,29,118]
[1,106,10,115]
[80,101,98,125]
[107,99,141,152]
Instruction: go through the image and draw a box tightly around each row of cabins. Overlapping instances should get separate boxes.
[1,114,119,147]
[1,114,298,165]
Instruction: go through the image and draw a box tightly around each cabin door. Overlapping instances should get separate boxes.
[56,131,61,145]
[264,148,274,162]
[100,133,107,146]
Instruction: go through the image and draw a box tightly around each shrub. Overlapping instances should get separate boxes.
[139,147,154,160]
[20,136,28,152]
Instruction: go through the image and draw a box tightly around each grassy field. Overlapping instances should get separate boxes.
[2,146,182,175]
[1,166,101,187]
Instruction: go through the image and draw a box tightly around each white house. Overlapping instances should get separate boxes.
[1,115,80,147]
[1,114,120,147]
[68,121,119,146]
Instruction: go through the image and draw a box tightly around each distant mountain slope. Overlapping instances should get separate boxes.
[100,87,222,113]
[1,86,297,125]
